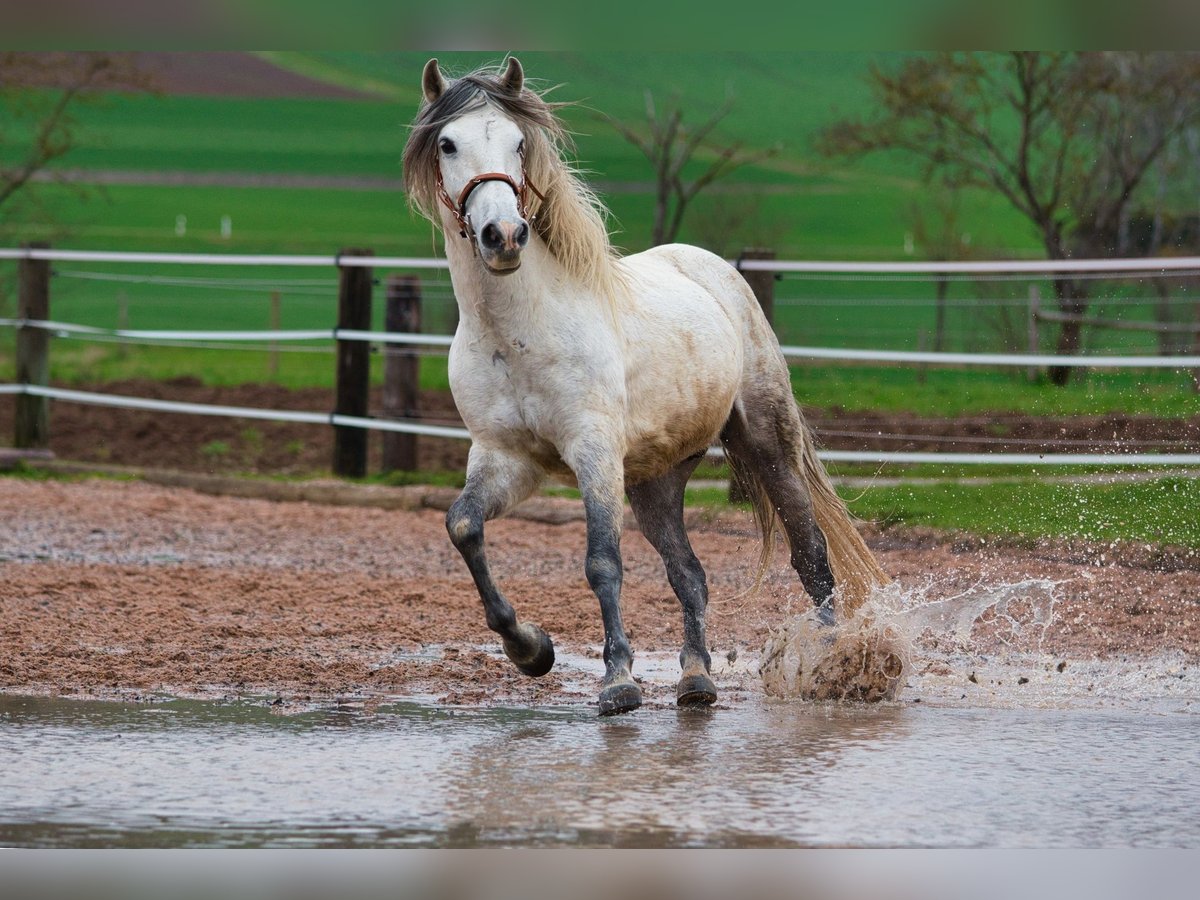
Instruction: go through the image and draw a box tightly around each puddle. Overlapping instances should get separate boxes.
[2,691,1197,848]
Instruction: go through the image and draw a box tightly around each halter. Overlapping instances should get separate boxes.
[435,145,546,246]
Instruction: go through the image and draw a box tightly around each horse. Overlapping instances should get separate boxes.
[403,57,888,715]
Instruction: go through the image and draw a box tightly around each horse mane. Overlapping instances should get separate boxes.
[402,63,624,302]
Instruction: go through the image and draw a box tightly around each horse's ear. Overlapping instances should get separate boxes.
[499,56,524,94]
[422,58,446,103]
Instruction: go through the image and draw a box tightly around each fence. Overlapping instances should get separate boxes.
[3,244,1200,472]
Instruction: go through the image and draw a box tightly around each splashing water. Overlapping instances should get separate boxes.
[871,576,1062,651]
[760,577,1063,703]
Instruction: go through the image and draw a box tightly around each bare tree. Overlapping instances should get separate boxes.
[0,52,151,214]
[819,52,1200,384]
[605,91,780,246]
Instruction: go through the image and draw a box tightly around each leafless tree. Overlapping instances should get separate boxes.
[819,52,1200,384]
[605,91,780,246]
[0,52,151,213]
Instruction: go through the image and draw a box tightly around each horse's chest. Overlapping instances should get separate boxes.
[453,347,577,450]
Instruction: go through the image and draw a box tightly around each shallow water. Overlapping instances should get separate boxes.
[2,692,1197,848]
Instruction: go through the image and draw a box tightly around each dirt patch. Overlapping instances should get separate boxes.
[16,52,378,101]
[1,479,1197,706]
[129,52,378,100]
[2,380,1196,478]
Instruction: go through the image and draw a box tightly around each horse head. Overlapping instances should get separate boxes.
[422,57,539,275]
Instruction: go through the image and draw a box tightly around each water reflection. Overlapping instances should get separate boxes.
[1,695,1197,848]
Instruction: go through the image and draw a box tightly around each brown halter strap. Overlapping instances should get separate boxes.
[435,145,546,243]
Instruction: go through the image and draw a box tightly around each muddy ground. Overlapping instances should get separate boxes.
[2,478,1197,708]
[2,380,1198,478]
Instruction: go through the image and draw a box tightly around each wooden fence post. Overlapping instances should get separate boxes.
[738,247,776,326]
[333,248,373,478]
[15,242,51,449]
[381,274,422,472]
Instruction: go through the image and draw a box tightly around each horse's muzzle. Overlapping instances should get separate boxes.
[478,218,529,274]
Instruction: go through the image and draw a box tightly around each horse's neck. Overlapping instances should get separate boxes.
[445,233,575,341]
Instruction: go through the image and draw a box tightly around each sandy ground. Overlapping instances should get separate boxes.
[1,478,1197,708]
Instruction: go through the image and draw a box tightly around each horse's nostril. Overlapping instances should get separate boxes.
[480,223,503,249]
[514,222,530,247]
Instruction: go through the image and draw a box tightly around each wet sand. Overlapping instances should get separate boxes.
[2,479,1197,706]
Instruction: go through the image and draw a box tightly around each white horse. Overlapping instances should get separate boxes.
[403,57,888,715]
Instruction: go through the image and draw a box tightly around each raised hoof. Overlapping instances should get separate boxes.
[598,680,642,716]
[502,623,555,678]
[676,672,717,707]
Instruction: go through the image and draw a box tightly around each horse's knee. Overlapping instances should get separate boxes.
[585,549,622,594]
[446,501,482,551]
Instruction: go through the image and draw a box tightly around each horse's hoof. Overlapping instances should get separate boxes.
[598,680,642,716]
[816,601,836,627]
[503,623,555,677]
[676,672,717,707]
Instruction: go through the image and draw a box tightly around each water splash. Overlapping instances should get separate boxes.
[871,576,1062,652]
[760,577,1063,703]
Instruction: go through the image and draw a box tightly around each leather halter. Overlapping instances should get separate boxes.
[435,145,546,245]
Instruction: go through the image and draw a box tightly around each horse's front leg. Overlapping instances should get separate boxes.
[569,443,641,716]
[446,446,554,676]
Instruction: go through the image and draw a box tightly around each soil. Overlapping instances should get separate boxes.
[21,52,379,101]
[2,478,1197,708]
[128,53,377,101]
[2,379,1197,478]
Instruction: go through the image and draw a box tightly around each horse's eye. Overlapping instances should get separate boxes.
[439,138,457,155]
[517,139,525,156]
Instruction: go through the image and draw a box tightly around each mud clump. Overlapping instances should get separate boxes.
[759,611,908,703]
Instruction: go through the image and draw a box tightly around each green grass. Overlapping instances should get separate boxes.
[789,365,1200,417]
[686,475,1200,548]
[844,476,1200,548]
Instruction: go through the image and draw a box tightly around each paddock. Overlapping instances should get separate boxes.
[2,477,1199,847]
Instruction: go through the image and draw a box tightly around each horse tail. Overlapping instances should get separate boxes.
[792,419,890,613]
[727,403,889,615]
[724,447,779,598]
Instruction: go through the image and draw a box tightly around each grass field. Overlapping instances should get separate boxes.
[675,476,1200,549]
[2,51,1190,361]
[1,51,1042,261]
[842,475,1200,547]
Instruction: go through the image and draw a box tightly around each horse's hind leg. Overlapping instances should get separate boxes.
[721,403,838,624]
[446,446,553,676]
[627,453,717,707]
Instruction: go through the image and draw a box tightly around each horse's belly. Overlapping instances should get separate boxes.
[622,378,737,484]
[620,304,741,483]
